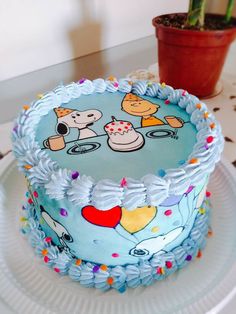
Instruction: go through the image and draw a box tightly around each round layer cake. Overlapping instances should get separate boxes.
[12,77,224,292]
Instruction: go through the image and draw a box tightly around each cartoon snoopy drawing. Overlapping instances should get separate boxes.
[129,227,183,257]
[54,107,102,139]
[40,205,75,255]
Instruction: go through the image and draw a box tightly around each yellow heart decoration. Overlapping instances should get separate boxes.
[120,206,157,234]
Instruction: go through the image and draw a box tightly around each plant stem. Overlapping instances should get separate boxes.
[186,0,206,28]
[225,0,235,23]
[199,0,206,28]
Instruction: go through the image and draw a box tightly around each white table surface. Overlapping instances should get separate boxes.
[0,35,236,313]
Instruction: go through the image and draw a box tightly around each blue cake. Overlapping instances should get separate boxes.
[12,77,223,292]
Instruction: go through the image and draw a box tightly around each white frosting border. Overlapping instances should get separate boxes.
[12,78,224,210]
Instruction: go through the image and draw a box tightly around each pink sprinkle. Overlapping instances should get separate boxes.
[120,178,127,188]
[165,261,172,269]
[54,267,60,273]
[44,256,50,263]
[206,191,211,198]
[79,78,86,84]
[33,191,38,198]
[113,82,119,87]
[156,267,162,274]
[164,209,172,216]
[112,253,119,258]
[28,198,33,205]
[45,237,52,243]
[204,144,209,150]
[182,90,187,96]
[206,136,214,144]
[165,100,170,104]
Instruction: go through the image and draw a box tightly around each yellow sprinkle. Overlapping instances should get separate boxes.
[161,82,166,88]
[75,259,82,266]
[128,81,133,86]
[100,264,108,271]
[189,158,199,164]
[107,76,116,82]
[210,123,216,129]
[199,208,206,215]
[151,226,159,233]
[161,267,165,275]
[37,93,44,99]
[196,103,202,109]
[20,217,27,222]
[41,249,48,256]
[24,165,32,170]
[203,112,209,119]
[23,105,30,110]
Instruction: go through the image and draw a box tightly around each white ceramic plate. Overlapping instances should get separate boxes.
[0,154,236,314]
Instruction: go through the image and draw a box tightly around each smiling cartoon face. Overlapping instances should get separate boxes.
[121,93,160,117]
[56,108,102,129]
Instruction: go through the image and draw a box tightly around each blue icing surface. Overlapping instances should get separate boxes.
[35,92,197,181]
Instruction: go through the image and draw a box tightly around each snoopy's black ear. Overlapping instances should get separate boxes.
[56,122,69,135]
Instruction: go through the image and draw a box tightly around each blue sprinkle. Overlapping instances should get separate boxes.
[178,160,185,165]
[25,192,29,198]
[118,285,126,293]
[158,169,166,177]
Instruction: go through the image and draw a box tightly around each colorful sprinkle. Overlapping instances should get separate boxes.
[197,250,202,258]
[75,259,82,266]
[147,81,152,87]
[41,249,48,256]
[107,76,116,81]
[25,192,29,198]
[23,105,30,110]
[44,256,50,263]
[112,253,119,258]
[120,177,127,188]
[37,94,44,99]
[158,169,166,177]
[164,209,172,216]
[28,198,33,205]
[204,144,209,150]
[54,267,60,273]
[45,237,52,243]
[182,90,187,96]
[71,171,79,180]
[186,255,192,261]
[60,208,68,217]
[165,100,170,105]
[24,165,32,170]
[178,160,185,165]
[165,261,173,269]
[208,229,213,237]
[20,217,27,222]
[206,191,211,198]
[113,82,119,88]
[156,267,165,275]
[161,82,166,88]
[151,226,159,233]
[199,208,206,215]
[128,81,133,86]
[79,78,86,84]
[33,191,38,198]
[203,112,209,119]
[210,123,216,129]
[106,277,114,285]
[206,136,214,143]
[92,265,100,273]
[100,264,108,271]
[189,158,199,164]
[196,103,202,109]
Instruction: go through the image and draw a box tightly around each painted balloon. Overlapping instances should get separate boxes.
[160,195,182,207]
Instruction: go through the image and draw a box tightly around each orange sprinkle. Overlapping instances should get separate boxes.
[24,165,32,170]
[41,249,48,256]
[107,76,116,81]
[128,81,133,86]
[100,264,108,271]
[106,277,114,285]
[196,103,202,109]
[210,123,216,129]
[75,259,82,266]
[197,250,202,258]
[203,112,209,119]
[189,158,199,164]
[208,230,213,237]
[23,105,30,110]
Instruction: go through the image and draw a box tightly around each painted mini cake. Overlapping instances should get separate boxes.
[12,77,224,292]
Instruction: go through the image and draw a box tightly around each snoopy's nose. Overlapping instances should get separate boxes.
[87,113,94,117]
[132,249,148,256]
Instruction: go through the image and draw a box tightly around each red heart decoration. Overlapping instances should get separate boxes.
[82,205,122,228]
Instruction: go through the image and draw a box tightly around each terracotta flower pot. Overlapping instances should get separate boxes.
[152,13,236,97]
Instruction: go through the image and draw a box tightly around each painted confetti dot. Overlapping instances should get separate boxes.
[186,255,192,261]
[151,226,159,233]
[112,253,119,258]
[164,209,172,216]
[92,265,100,273]
[71,171,79,180]
[33,191,38,198]
[60,208,68,217]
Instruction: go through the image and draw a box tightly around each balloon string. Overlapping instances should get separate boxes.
[115,227,137,244]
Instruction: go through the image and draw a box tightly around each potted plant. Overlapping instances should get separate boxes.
[152,1,236,97]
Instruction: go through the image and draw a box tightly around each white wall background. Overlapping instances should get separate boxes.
[0,0,188,81]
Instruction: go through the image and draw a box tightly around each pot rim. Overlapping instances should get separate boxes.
[152,13,236,36]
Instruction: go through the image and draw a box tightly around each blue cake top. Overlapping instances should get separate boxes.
[35,90,197,181]
[12,78,224,211]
